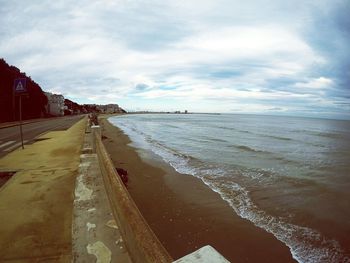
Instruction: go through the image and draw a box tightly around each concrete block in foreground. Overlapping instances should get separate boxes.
[173,245,230,263]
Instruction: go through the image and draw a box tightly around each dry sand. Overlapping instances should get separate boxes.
[100,118,296,263]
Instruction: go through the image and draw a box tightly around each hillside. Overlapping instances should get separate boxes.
[0,58,48,122]
[0,58,126,123]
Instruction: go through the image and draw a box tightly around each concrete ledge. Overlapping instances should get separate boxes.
[173,246,230,263]
[95,133,173,263]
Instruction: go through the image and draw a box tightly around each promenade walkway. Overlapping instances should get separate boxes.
[0,118,130,262]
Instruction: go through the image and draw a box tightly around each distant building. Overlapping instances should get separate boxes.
[45,92,65,116]
[97,104,122,113]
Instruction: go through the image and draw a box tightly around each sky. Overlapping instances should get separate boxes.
[0,0,349,119]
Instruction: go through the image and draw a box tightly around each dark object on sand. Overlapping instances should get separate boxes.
[116,167,128,186]
[101,135,108,140]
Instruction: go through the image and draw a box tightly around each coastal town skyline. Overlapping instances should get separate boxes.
[1,0,349,119]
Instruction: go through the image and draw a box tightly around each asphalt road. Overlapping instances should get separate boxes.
[0,115,84,158]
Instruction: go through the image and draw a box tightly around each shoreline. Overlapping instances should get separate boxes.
[100,117,296,262]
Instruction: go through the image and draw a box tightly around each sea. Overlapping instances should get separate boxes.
[109,113,350,263]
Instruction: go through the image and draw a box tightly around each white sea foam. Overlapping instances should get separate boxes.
[201,178,348,263]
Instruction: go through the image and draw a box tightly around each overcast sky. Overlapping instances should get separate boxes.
[1,0,349,119]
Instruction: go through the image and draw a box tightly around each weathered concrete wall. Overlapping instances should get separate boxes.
[94,131,173,263]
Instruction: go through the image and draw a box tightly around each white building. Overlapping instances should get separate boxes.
[45,92,65,116]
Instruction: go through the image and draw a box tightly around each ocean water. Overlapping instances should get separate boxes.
[109,114,350,263]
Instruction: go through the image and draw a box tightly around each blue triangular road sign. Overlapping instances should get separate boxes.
[16,81,25,91]
[14,78,27,93]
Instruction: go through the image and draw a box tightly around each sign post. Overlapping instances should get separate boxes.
[14,78,27,149]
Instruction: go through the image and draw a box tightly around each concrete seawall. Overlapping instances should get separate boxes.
[94,129,173,263]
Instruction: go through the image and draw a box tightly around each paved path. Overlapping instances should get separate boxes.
[0,115,83,158]
[0,118,85,262]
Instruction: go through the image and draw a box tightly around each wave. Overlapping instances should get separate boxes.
[230,145,299,166]
[293,129,345,140]
[218,125,293,142]
[209,137,228,143]
[148,138,194,160]
[200,176,349,263]
[217,126,237,131]
[164,123,180,129]
[156,154,348,261]
[314,131,344,139]
[232,145,275,156]
[235,145,264,153]
[217,126,252,134]
[265,135,293,141]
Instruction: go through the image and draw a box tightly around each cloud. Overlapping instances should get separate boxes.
[134,83,150,91]
[176,26,318,60]
[294,77,334,89]
[0,0,349,119]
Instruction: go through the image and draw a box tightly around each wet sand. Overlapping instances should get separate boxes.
[100,118,296,262]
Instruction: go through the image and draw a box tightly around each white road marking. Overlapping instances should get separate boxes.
[0,141,16,150]
[3,141,28,152]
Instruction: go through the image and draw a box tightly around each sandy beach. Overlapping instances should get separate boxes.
[100,117,296,262]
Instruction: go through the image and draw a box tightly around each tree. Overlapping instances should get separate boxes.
[0,58,48,122]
